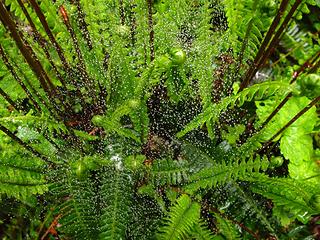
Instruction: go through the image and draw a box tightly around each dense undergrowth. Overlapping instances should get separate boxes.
[0,0,320,239]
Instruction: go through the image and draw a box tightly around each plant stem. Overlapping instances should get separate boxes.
[240,0,290,90]
[147,0,155,61]
[0,86,24,112]
[258,93,292,131]
[259,96,320,153]
[27,0,88,105]
[0,2,55,96]
[308,56,320,74]
[14,62,59,118]
[74,0,93,50]
[59,5,97,103]
[257,51,319,131]
[0,124,53,165]
[0,44,42,112]
[0,7,63,119]
[16,0,68,90]
[249,0,302,83]
[28,0,70,71]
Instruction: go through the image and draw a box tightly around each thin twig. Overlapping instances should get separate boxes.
[28,0,70,70]
[240,0,290,90]
[258,96,320,153]
[0,124,53,165]
[16,0,68,90]
[59,5,97,103]
[147,0,155,61]
[73,0,93,50]
[0,44,42,112]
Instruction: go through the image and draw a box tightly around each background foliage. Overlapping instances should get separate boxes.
[0,0,319,239]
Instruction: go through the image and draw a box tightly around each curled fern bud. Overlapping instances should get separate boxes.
[270,156,284,168]
[72,160,89,180]
[116,25,131,38]
[169,48,186,65]
[297,74,320,99]
[310,194,320,211]
[92,115,104,126]
[128,99,140,109]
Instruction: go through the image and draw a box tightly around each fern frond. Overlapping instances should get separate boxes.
[190,1,216,109]
[99,168,133,240]
[0,136,48,200]
[150,159,190,186]
[177,81,292,138]
[222,0,274,65]
[0,164,47,200]
[280,22,319,65]
[127,194,164,240]
[158,194,201,240]
[231,182,276,234]
[51,173,99,240]
[249,174,320,224]
[93,115,140,143]
[214,213,241,240]
[0,113,67,136]
[192,221,218,240]
[184,156,269,194]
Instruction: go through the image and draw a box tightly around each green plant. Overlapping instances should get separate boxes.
[0,0,319,239]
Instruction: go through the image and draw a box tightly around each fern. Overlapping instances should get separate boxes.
[0,164,47,200]
[0,131,48,200]
[222,0,269,64]
[52,175,99,240]
[177,81,293,138]
[190,1,216,109]
[0,113,67,135]
[0,0,319,238]
[280,22,320,66]
[231,182,276,234]
[150,159,190,186]
[249,174,320,224]
[213,213,241,240]
[184,156,269,194]
[191,221,219,240]
[99,168,133,240]
[158,194,201,240]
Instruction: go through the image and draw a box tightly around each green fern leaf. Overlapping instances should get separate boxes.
[0,165,47,200]
[158,194,201,240]
[53,174,99,239]
[150,159,190,186]
[99,168,133,240]
[214,213,241,240]
[249,174,320,225]
[0,141,47,200]
[177,81,292,138]
[192,221,219,240]
[184,157,269,194]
